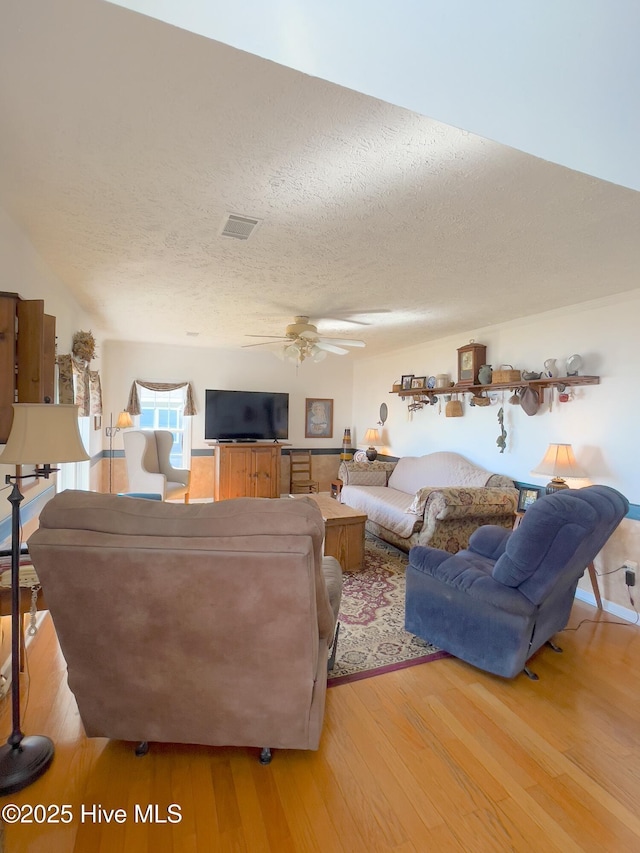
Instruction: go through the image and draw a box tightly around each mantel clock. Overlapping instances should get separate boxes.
[457,342,487,386]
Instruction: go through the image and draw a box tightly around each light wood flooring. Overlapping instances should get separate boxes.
[1,601,640,852]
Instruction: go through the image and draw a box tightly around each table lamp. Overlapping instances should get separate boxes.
[0,403,89,795]
[531,443,586,493]
[363,428,381,462]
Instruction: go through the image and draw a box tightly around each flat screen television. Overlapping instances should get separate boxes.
[205,389,289,441]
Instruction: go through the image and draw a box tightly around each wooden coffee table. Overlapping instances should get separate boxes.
[293,492,367,572]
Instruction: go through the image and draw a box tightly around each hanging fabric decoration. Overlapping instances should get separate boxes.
[57,354,74,404]
[89,371,103,416]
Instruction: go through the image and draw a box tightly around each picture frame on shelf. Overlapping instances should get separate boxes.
[305,398,333,438]
[411,376,426,389]
[401,374,414,391]
[517,486,541,512]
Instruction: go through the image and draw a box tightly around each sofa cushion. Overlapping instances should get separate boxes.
[342,469,388,487]
[339,460,395,486]
[341,485,422,538]
[388,451,495,494]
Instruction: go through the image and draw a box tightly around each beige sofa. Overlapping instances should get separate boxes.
[28,491,342,762]
[339,451,518,554]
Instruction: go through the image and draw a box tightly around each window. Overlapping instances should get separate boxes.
[57,416,90,492]
[137,386,191,469]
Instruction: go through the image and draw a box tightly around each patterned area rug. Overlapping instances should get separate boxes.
[328,536,449,686]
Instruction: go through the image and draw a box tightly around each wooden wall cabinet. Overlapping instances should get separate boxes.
[0,292,56,443]
[212,443,283,500]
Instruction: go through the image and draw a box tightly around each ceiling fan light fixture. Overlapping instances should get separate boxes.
[284,343,301,362]
[310,345,327,363]
[248,315,367,363]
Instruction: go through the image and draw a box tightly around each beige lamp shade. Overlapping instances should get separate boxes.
[363,428,381,446]
[0,404,89,465]
[531,443,586,490]
[363,428,381,462]
[115,411,133,429]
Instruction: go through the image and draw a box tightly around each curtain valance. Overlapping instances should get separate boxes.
[126,381,197,417]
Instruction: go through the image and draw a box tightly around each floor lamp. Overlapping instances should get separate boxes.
[0,403,89,796]
[105,411,133,493]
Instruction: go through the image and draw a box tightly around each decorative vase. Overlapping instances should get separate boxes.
[543,358,559,378]
[478,364,493,385]
[340,429,352,461]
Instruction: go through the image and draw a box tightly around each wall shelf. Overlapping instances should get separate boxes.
[391,375,600,403]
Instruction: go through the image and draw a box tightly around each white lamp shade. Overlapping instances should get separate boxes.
[0,404,89,465]
[363,428,381,446]
[531,443,586,479]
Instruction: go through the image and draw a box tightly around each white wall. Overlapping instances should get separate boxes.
[0,207,93,351]
[351,289,640,503]
[102,340,355,450]
[0,206,98,528]
[113,0,640,191]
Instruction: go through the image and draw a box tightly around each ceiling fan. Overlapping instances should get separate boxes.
[242,316,366,363]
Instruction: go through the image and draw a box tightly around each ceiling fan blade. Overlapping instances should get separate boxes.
[312,309,392,326]
[244,335,289,340]
[315,342,349,355]
[241,340,286,348]
[316,337,365,347]
[318,317,369,326]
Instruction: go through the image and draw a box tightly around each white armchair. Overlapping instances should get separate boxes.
[123,430,190,502]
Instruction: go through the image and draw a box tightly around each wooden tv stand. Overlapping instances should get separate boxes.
[212,442,287,500]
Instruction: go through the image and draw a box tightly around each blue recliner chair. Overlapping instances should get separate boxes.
[405,485,629,679]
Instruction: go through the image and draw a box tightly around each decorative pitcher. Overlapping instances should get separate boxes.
[543,358,559,378]
[478,364,493,385]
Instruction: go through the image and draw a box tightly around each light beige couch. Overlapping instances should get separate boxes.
[28,491,342,762]
[339,451,518,554]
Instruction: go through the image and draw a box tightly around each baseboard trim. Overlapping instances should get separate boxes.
[574,587,638,623]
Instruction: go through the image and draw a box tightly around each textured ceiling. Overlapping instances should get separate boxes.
[1,0,639,359]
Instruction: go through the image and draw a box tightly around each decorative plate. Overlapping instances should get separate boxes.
[427,376,436,389]
[566,354,583,376]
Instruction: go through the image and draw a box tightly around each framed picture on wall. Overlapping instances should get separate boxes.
[305,398,333,438]
[517,486,541,512]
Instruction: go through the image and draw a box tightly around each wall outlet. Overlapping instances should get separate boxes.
[624,560,637,587]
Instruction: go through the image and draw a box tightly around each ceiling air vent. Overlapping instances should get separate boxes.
[219,213,261,241]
